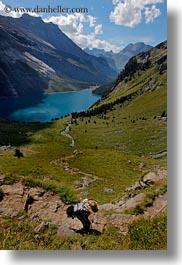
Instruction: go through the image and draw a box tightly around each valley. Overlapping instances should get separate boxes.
[0,41,167,249]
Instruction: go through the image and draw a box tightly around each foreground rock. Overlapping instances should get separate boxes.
[125,169,167,192]
[0,166,167,236]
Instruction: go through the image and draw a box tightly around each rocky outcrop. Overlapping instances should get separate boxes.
[125,169,167,192]
[0,166,167,236]
[90,213,136,235]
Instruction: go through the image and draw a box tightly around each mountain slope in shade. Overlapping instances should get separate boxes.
[0,14,117,97]
[84,42,152,72]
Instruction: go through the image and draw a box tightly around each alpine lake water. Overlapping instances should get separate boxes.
[0,89,101,123]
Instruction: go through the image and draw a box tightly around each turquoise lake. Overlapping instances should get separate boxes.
[0,90,101,123]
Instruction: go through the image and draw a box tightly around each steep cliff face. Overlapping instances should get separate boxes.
[0,14,117,97]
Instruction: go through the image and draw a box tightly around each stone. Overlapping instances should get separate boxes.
[103,187,115,193]
[121,193,145,210]
[73,180,83,189]
[31,214,41,222]
[28,187,45,201]
[34,221,50,233]
[0,193,28,217]
[125,186,133,192]
[28,192,65,226]
[0,145,11,151]
[1,182,24,196]
[132,181,141,191]
[143,172,159,185]
[139,180,147,188]
[80,191,88,197]
[138,162,146,169]
[99,203,117,211]
[0,175,5,183]
[25,131,33,136]
[57,224,74,237]
[73,150,83,155]
[157,169,167,180]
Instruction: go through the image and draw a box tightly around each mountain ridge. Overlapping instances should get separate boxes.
[0,14,117,97]
[84,42,152,72]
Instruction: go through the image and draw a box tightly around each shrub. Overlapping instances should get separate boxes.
[2,175,18,185]
[130,205,144,215]
[128,213,167,250]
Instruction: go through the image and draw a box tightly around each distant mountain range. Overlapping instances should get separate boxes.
[93,41,166,97]
[0,14,117,97]
[84,42,152,72]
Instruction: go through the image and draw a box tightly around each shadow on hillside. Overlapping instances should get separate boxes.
[74,228,102,236]
[0,118,55,147]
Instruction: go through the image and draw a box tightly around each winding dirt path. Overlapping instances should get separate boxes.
[60,121,75,147]
[53,121,105,190]
[51,153,104,190]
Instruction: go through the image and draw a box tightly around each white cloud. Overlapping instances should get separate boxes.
[44,14,121,53]
[94,24,103,35]
[144,5,161,23]
[87,15,96,27]
[0,1,121,53]
[72,33,121,53]
[0,1,20,17]
[0,1,38,18]
[110,0,163,27]
[112,0,120,5]
[44,14,84,35]
[110,2,142,27]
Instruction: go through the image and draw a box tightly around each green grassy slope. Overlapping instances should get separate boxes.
[0,41,167,249]
[69,41,167,202]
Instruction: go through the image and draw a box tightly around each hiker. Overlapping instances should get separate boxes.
[66,198,98,232]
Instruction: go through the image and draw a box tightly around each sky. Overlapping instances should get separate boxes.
[0,0,167,53]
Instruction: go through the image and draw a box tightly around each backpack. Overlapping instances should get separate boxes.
[73,199,99,213]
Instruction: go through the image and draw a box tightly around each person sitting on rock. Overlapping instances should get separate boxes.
[66,198,98,232]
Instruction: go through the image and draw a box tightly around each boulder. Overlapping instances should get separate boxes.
[143,172,160,185]
[0,193,28,217]
[121,193,145,210]
[1,182,24,196]
[99,203,118,211]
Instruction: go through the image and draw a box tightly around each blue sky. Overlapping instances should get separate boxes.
[0,0,167,52]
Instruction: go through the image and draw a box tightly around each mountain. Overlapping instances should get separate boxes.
[84,48,118,72]
[93,41,166,96]
[0,14,117,97]
[84,42,152,73]
[113,42,153,70]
